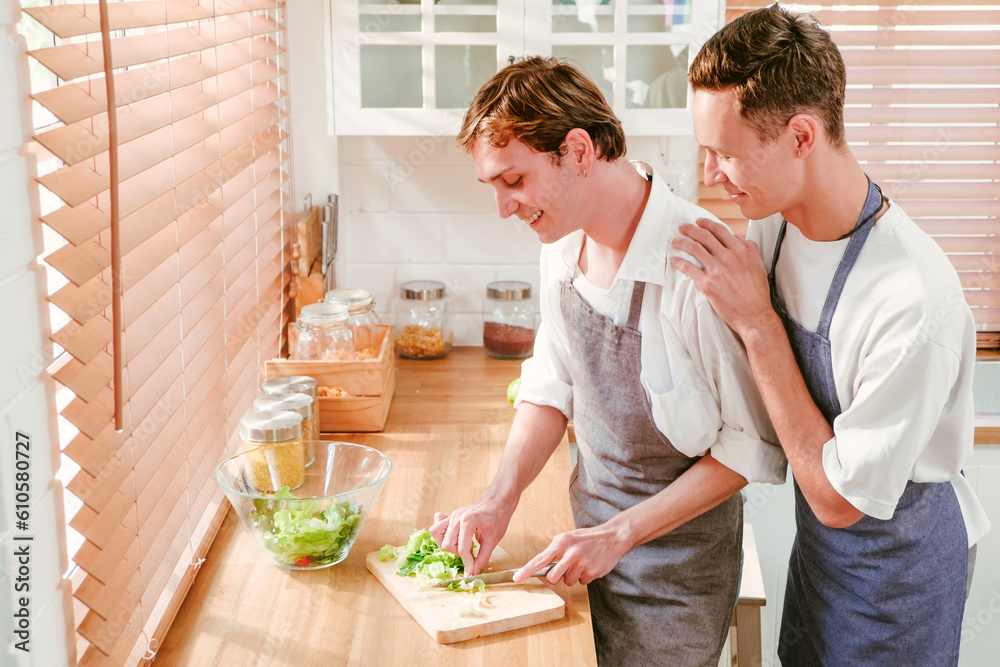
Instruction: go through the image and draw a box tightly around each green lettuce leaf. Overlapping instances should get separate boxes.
[251,486,362,566]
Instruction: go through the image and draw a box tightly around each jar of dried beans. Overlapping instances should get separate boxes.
[482,281,536,359]
[394,280,452,360]
[324,288,380,359]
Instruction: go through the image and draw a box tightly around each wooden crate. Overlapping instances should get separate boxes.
[265,324,394,432]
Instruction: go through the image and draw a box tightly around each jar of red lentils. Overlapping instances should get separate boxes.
[482,281,536,359]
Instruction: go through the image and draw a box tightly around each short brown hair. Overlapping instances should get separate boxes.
[457,56,626,161]
[688,5,846,147]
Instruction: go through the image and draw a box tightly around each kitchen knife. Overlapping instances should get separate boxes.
[430,563,555,589]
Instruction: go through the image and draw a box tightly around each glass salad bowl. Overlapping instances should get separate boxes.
[215,441,392,570]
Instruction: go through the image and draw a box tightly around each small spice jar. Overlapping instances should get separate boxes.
[253,392,317,443]
[238,410,305,492]
[293,303,357,361]
[324,288,380,359]
[394,280,452,360]
[483,280,536,359]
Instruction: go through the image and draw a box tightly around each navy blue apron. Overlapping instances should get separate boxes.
[772,178,969,666]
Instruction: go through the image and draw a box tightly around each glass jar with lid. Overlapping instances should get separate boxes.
[394,280,452,360]
[238,410,305,492]
[482,280,536,359]
[324,288,380,359]
[293,303,357,361]
[253,392,317,443]
[261,375,317,402]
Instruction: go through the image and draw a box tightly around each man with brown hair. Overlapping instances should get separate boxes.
[431,56,785,665]
[675,5,989,665]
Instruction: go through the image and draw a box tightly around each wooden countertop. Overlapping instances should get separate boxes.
[157,348,597,665]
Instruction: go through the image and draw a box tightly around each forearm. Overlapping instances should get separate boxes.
[609,453,747,549]
[740,312,863,527]
[483,401,568,506]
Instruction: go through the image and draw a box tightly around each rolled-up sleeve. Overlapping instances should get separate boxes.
[822,337,961,519]
[513,248,574,418]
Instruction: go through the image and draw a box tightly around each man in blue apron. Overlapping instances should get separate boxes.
[673,6,990,665]
[429,57,787,665]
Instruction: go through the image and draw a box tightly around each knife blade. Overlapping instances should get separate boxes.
[430,563,555,589]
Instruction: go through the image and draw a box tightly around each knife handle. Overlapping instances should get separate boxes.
[532,563,556,579]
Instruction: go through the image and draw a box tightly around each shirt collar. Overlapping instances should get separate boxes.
[556,162,676,287]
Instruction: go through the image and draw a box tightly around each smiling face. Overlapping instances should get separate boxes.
[472,136,587,244]
[692,88,798,221]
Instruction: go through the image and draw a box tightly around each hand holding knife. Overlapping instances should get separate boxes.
[430,562,556,589]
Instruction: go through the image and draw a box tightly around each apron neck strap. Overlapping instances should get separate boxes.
[626,281,645,331]
[814,175,883,336]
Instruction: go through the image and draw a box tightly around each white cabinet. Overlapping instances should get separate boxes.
[331,0,724,136]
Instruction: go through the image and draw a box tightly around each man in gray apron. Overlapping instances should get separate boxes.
[430,57,787,665]
[674,6,990,665]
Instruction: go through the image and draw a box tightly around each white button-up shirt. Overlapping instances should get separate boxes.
[517,164,787,485]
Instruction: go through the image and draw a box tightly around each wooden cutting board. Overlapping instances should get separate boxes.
[366,547,565,644]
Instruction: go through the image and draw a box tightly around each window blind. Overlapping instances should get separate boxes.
[22,0,295,663]
[701,1,1000,347]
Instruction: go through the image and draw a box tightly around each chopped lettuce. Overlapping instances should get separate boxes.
[251,486,362,567]
[457,590,492,617]
[379,528,464,584]
[447,577,486,594]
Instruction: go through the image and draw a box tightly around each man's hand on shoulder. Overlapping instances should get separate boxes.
[670,218,776,340]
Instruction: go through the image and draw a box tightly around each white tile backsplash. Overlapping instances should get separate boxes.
[342,163,391,214]
[442,215,543,265]
[450,312,483,348]
[338,263,397,319]
[342,214,444,264]
[387,164,494,214]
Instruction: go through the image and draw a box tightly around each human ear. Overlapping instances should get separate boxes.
[786,114,820,158]
[562,128,595,173]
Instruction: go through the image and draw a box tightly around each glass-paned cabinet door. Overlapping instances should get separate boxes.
[525,0,724,135]
[332,0,524,135]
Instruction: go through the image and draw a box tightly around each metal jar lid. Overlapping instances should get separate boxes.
[324,288,375,314]
[401,280,446,301]
[253,392,313,417]
[239,410,303,442]
[299,302,350,325]
[261,376,317,398]
[486,280,532,301]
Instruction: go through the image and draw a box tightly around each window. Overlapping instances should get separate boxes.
[701,1,1000,348]
[19,0,294,662]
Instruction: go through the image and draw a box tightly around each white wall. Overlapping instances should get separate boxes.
[286,0,339,218]
[0,1,72,665]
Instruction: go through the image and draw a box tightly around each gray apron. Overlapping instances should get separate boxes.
[772,177,970,666]
[561,279,742,667]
